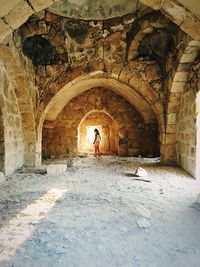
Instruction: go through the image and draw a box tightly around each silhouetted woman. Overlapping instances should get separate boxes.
[93,129,101,157]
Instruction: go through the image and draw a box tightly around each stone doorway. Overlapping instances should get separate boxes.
[78,111,119,155]
[0,108,4,172]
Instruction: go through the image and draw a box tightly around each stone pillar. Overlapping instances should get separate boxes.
[160,133,177,165]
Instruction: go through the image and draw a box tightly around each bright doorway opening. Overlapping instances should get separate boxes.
[78,110,119,155]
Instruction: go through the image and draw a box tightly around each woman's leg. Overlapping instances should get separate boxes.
[97,145,100,156]
[94,145,97,156]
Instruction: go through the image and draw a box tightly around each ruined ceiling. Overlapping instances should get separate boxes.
[48,0,200,21]
[48,0,143,20]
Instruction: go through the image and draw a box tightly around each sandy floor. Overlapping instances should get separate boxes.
[0,156,200,267]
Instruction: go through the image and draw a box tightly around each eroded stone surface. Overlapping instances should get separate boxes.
[46,164,67,174]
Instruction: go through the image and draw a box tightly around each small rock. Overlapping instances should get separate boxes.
[47,164,67,174]
[136,217,151,229]
[0,172,5,184]
[135,167,147,177]
[136,205,151,219]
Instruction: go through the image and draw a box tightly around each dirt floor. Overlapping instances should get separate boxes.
[0,156,200,267]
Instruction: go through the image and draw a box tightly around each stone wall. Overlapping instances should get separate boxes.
[0,3,198,172]
[0,63,24,175]
[177,61,200,177]
[42,88,159,159]
[177,87,196,176]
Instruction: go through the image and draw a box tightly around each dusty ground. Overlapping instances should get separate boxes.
[0,156,200,267]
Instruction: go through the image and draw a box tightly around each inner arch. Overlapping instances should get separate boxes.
[43,72,156,123]
[42,87,160,160]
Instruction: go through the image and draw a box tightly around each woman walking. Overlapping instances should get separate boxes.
[93,128,101,157]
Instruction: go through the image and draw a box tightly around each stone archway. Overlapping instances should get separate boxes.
[42,87,160,159]
[164,40,200,165]
[78,110,119,155]
[140,0,200,41]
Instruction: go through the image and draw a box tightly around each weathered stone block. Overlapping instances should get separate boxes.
[180,53,198,64]
[0,0,21,17]
[119,69,132,83]
[145,65,161,82]
[111,65,122,79]
[141,21,153,34]
[166,124,176,134]
[180,14,200,41]
[0,19,12,42]
[162,0,186,26]
[174,72,188,82]
[4,1,34,30]
[166,113,176,124]
[169,92,181,103]
[134,31,145,42]
[165,133,176,144]
[30,0,54,12]
[129,75,142,89]
[139,82,159,103]
[11,103,18,114]
[140,0,163,10]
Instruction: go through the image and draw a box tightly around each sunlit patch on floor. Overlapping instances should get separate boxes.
[0,188,67,261]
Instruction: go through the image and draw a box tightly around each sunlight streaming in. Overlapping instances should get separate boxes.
[0,188,67,261]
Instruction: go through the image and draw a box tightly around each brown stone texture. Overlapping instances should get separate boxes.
[42,88,159,159]
[0,3,199,177]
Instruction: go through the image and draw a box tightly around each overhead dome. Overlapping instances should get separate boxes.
[48,0,142,20]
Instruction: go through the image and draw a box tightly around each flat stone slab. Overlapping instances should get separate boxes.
[46,164,67,174]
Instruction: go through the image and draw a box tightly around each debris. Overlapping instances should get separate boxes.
[136,217,151,229]
[136,205,151,219]
[46,164,67,174]
[131,178,151,183]
[135,167,147,177]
